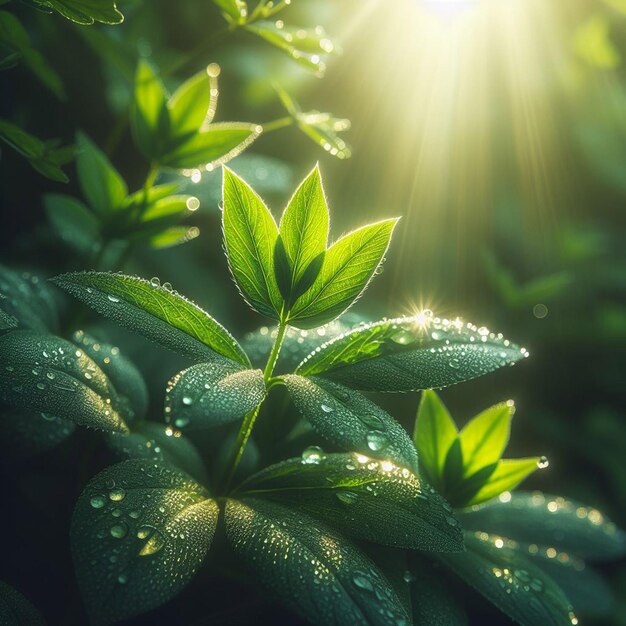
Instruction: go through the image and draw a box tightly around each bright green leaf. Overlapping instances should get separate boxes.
[52,272,250,365]
[0,331,129,433]
[212,0,247,23]
[164,361,265,429]
[224,497,411,626]
[34,0,123,24]
[148,226,200,249]
[167,67,213,138]
[44,193,100,254]
[0,581,45,625]
[297,315,528,392]
[467,458,539,506]
[235,452,463,552]
[72,459,218,623]
[288,219,397,328]
[283,374,419,472]
[222,167,282,318]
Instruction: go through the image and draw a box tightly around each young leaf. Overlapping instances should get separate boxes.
[33,0,123,25]
[459,401,515,477]
[222,167,282,318]
[283,375,419,472]
[414,390,458,490]
[0,581,45,625]
[76,132,127,215]
[72,330,148,420]
[167,68,213,138]
[288,219,398,328]
[440,532,578,626]
[149,226,200,249]
[0,331,129,433]
[458,492,626,560]
[212,0,247,24]
[72,459,219,623]
[44,193,100,254]
[52,272,250,365]
[297,315,528,392]
[224,497,411,626]
[235,452,463,552]
[467,458,540,506]
[278,164,328,303]
[164,361,265,429]
[106,421,208,485]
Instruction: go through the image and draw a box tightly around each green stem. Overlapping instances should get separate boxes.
[222,321,288,492]
[261,116,294,133]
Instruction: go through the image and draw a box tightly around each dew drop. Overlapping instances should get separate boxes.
[110,523,128,539]
[90,495,106,509]
[107,295,120,303]
[352,573,374,592]
[182,396,193,406]
[366,430,388,452]
[150,277,161,287]
[302,446,324,464]
[537,456,549,469]
[335,491,358,505]
[320,404,333,413]
[109,488,126,502]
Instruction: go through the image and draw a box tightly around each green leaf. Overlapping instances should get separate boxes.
[72,459,218,623]
[0,265,58,332]
[34,0,123,24]
[224,497,411,626]
[43,193,100,254]
[278,164,328,303]
[459,401,515,477]
[164,361,265,429]
[467,458,539,506]
[458,492,626,561]
[0,331,129,433]
[76,132,127,215]
[0,296,17,330]
[288,219,397,328]
[0,580,45,625]
[297,315,528,392]
[0,406,76,460]
[222,167,282,318]
[106,421,208,485]
[236,452,463,552]
[123,183,180,213]
[72,330,148,420]
[212,0,247,23]
[162,123,260,170]
[167,67,213,138]
[441,532,577,626]
[283,375,419,472]
[132,60,169,160]
[414,390,458,490]
[148,226,200,249]
[52,272,250,365]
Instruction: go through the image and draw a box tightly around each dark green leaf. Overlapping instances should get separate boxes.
[164,361,265,429]
[72,459,218,623]
[52,272,250,365]
[0,295,17,330]
[34,0,123,24]
[440,532,577,626]
[76,132,127,215]
[289,220,397,328]
[106,421,208,485]
[458,492,626,561]
[0,580,45,625]
[297,315,528,392]
[236,452,463,552]
[0,331,129,433]
[43,193,100,254]
[283,375,419,472]
[222,167,282,318]
[224,497,411,626]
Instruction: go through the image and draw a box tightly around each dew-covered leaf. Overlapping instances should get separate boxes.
[72,459,218,623]
[414,390,458,490]
[0,296,17,330]
[467,459,540,506]
[0,580,45,625]
[0,406,76,461]
[33,0,123,24]
[458,492,626,561]
[224,497,411,626]
[52,272,249,365]
[288,220,397,329]
[297,315,528,392]
[0,331,129,433]
[76,132,127,215]
[0,266,58,332]
[283,375,418,472]
[236,452,463,552]
[43,193,100,254]
[440,531,577,626]
[72,330,148,420]
[106,421,208,485]
[164,361,265,429]
[222,167,282,318]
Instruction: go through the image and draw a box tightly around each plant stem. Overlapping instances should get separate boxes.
[222,321,288,492]
[261,116,294,133]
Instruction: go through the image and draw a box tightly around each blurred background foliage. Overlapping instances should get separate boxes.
[1,0,626,623]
